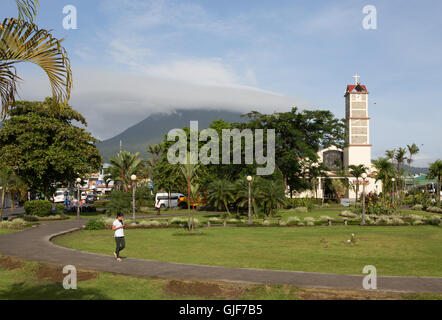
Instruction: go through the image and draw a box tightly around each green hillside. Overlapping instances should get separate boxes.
[97,109,245,162]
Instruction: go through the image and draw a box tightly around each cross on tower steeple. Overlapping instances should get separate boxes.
[352,73,360,85]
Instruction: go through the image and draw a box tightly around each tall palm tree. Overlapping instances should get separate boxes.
[1,1,72,117]
[427,160,442,206]
[395,147,407,196]
[372,157,395,193]
[180,152,199,231]
[385,149,396,165]
[105,151,143,192]
[349,164,368,205]
[207,179,234,215]
[407,143,420,173]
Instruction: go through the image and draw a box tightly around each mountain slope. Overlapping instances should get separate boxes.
[97,109,245,162]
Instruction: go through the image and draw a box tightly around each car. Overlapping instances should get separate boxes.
[86,195,97,204]
[155,193,185,208]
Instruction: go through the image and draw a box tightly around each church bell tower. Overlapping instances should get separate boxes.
[344,74,372,171]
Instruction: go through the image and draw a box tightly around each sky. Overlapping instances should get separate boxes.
[2,0,442,166]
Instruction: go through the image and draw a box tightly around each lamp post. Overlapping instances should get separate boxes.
[247,176,253,224]
[131,174,137,224]
[361,173,367,225]
[391,178,396,206]
[76,178,81,220]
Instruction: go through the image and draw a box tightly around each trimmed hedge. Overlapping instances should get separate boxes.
[24,200,52,217]
[85,219,106,230]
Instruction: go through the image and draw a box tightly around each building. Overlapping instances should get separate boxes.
[297,75,382,200]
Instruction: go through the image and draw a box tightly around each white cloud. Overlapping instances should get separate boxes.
[17,67,308,140]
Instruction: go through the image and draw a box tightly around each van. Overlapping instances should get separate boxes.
[53,190,67,203]
[155,193,185,208]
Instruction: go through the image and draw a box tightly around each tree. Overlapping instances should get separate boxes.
[372,157,395,193]
[407,143,420,173]
[257,178,286,217]
[427,160,442,206]
[0,99,101,199]
[105,151,143,193]
[1,1,72,117]
[348,164,368,205]
[234,177,262,217]
[207,179,235,215]
[245,108,346,197]
[179,152,199,231]
[385,149,396,165]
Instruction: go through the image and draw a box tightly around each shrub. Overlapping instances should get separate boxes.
[391,217,405,226]
[287,216,300,224]
[427,206,442,214]
[412,220,424,225]
[428,216,441,226]
[340,210,358,218]
[306,221,314,226]
[55,204,65,214]
[262,220,270,226]
[23,215,39,222]
[208,217,223,224]
[297,222,305,226]
[319,216,332,222]
[408,214,425,221]
[412,204,424,211]
[227,218,241,224]
[322,203,330,208]
[102,218,115,226]
[94,200,109,209]
[85,219,106,230]
[170,218,186,226]
[24,200,52,217]
[139,220,161,227]
[105,191,132,215]
[304,217,315,223]
[293,207,308,213]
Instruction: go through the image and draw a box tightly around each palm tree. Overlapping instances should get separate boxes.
[105,151,143,192]
[372,157,395,193]
[385,149,396,165]
[1,1,72,117]
[207,179,234,215]
[0,166,26,219]
[180,152,199,231]
[395,147,407,197]
[349,164,368,205]
[407,143,420,173]
[427,160,442,206]
[258,179,286,217]
[234,177,262,217]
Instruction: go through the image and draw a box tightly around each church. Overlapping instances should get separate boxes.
[299,75,382,201]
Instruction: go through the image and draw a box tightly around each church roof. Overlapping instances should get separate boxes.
[346,84,368,93]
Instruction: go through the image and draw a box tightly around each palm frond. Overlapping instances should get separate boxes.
[15,0,40,23]
[0,18,72,117]
[0,62,20,112]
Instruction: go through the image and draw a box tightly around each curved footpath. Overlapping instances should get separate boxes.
[0,220,441,294]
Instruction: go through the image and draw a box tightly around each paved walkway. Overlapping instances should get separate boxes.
[0,220,441,293]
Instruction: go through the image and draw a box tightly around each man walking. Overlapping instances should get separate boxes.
[112,213,126,262]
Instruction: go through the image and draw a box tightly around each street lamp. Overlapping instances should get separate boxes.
[361,173,367,225]
[247,176,253,224]
[131,174,137,224]
[76,178,82,220]
[391,178,396,206]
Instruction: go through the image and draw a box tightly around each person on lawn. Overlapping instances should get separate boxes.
[112,213,126,262]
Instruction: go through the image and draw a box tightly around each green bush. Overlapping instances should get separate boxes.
[94,200,109,209]
[55,204,65,214]
[105,191,132,215]
[85,219,106,230]
[24,200,52,217]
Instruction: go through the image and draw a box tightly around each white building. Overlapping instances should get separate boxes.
[295,75,382,200]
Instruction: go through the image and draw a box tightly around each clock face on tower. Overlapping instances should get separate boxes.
[354,94,362,101]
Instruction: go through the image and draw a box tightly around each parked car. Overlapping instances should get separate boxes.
[155,193,185,208]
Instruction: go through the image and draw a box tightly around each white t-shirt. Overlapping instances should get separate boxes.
[113,219,124,238]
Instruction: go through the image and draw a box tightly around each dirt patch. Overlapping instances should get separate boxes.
[0,256,24,271]
[35,264,97,283]
[295,287,403,300]
[163,280,253,299]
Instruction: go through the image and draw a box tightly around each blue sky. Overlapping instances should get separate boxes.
[2,0,442,166]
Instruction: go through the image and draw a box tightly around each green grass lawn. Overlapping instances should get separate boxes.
[1,255,440,300]
[0,229,17,235]
[53,225,442,277]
